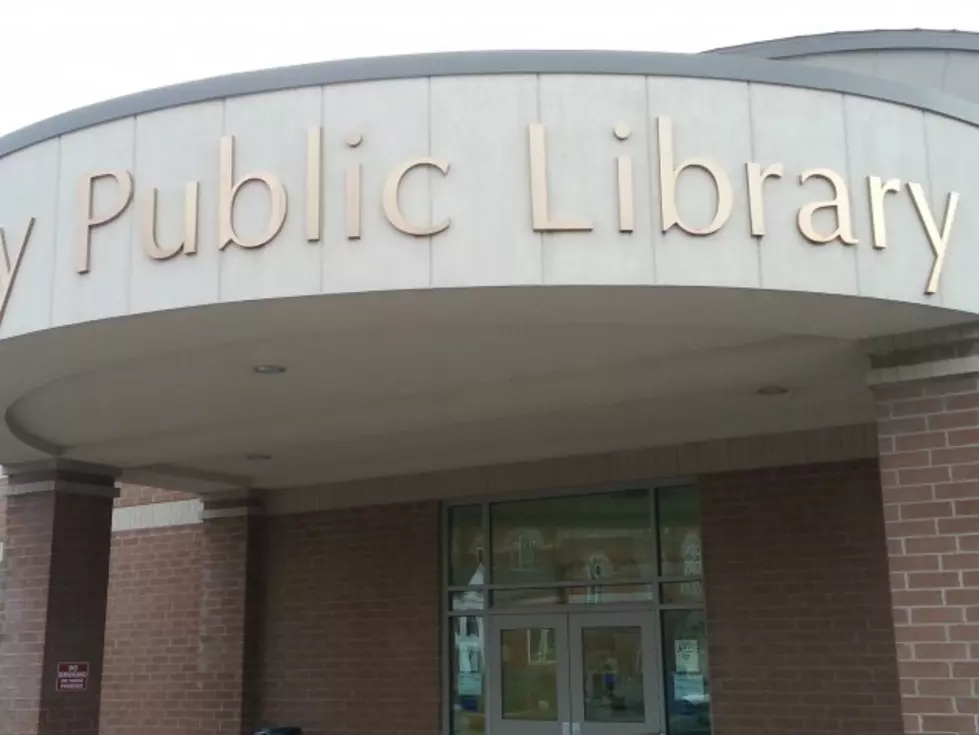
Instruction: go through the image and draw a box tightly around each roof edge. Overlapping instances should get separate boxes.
[4,47,979,159]
[708,28,979,58]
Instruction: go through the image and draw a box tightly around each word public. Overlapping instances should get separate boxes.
[0,117,959,313]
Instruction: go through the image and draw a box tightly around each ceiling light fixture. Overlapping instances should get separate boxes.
[253,364,287,375]
[757,385,789,396]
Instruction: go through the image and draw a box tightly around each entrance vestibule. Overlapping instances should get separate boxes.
[447,486,710,735]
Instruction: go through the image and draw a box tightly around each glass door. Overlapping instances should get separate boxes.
[488,614,571,735]
[568,611,663,735]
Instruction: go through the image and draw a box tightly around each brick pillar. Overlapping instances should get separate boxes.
[198,496,264,735]
[870,327,979,735]
[0,468,117,735]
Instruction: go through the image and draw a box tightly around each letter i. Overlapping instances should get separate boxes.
[614,124,634,233]
[346,132,363,240]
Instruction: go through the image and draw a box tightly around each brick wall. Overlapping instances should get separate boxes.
[98,500,440,735]
[258,501,441,735]
[100,526,204,734]
[114,485,194,508]
[875,375,979,735]
[703,460,904,735]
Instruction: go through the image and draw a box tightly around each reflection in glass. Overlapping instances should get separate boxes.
[662,610,711,735]
[657,487,702,578]
[501,628,559,721]
[660,582,704,605]
[581,627,645,722]
[451,590,485,611]
[567,585,653,605]
[491,490,653,586]
[450,505,485,586]
[451,616,485,735]
[493,588,562,608]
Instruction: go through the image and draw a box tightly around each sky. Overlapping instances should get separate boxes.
[0,0,977,135]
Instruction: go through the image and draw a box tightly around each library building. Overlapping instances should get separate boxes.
[3,27,979,735]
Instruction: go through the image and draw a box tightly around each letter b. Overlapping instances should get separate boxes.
[657,117,732,236]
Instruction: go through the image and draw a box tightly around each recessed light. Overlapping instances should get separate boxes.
[245,453,272,461]
[253,365,286,375]
[757,385,789,396]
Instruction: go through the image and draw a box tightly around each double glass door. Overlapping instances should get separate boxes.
[489,611,663,735]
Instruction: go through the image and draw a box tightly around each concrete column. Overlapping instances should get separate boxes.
[0,467,117,735]
[868,326,979,735]
[198,495,264,735]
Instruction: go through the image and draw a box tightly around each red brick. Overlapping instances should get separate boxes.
[952,662,979,677]
[949,625,979,641]
[895,625,949,642]
[0,485,114,735]
[907,536,958,554]
[930,411,979,431]
[960,535,979,551]
[935,481,979,500]
[911,607,965,624]
[942,553,979,571]
[914,642,970,660]
[904,697,956,714]
[939,517,979,535]
[948,428,979,446]
[894,397,945,418]
[918,679,974,697]
[880,416,929,436]
[701,460,904,735]
[882,450,933,470]
[899,432,951,451]
[903,501,956,520]
[901,467,953,485]
[889,519,939,538]
[908,572,961,589]
[947,589,979,605]
[920,715,977,732]
[893,554,941,572]
[954,499,979,516]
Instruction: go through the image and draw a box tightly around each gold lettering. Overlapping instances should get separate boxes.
[797,169,858,245]
[908,182,959,295]
[746,162,783,237]
[0,218,34,324]
[528,123,593,232]
[218,135,287,250]
[140,184,199,260]
[657,117,733,235]
[306,126,322,243]
[382,158,451,236]
[347,164,362,240]
[75,170,133,274]
[868,176,901,250]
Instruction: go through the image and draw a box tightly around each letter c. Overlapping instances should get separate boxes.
[382,158,450,236]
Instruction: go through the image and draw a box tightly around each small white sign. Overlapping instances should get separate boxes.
[674,639,700,674]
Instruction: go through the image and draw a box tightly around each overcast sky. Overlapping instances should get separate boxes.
[1,0,977,135]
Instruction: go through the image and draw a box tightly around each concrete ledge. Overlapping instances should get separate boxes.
[112,498,202,532]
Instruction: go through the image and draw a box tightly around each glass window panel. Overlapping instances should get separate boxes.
[568,584,653,605]
[660,581,704,605]
[657,487,703,578]
[450,505,485,586]
[451,590,485,611]
[451,616,485,735]
[491,490,653,586]
[493,588,563,608]
[662,609,712,735]
[500,628,559,721]
[580,626,645,723]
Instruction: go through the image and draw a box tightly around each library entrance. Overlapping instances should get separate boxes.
[489,611,661,735]
[447,486,711,735]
